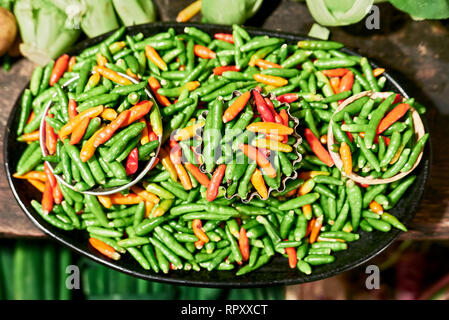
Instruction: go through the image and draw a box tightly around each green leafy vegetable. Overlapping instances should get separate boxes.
[305,0,373,26]
[112,0,156,26]
[14,0,81,65]
[389,0,449,20]
[308,23,330,40]
[201,0,264,25]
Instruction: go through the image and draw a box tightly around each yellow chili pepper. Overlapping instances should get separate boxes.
[246,122,293,135]
[101,108,117,121]
[184,81,200,91]
[96,53,108,67]
[253,138,292,153]
[85,72,101,91]
[176,0,202,22]
[253,73,288,87]
[108,41,126,54]
[339,141,352,176]
[80,129,102,162]
[159,148,178,182]
[27,178,45,193]
[175,164,192,190]
[145,201,155,218]
[98,195,112,209]
[298,171,330,180]
[298,179,315,196]
[126,68,140,81]
[174,120,205,141]
[93,66,132,85]
[250,168,269,199]
[145,45,167,71]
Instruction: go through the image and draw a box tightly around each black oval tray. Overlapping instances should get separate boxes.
[4,22,431,288]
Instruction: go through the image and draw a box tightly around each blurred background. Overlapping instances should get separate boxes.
[1,0,449,300]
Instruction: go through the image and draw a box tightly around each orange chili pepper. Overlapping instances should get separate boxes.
[68,99,77,120]
[285,189,297,197]
[339,142,352,176]
[222,91,251,123]
[68,56,76,72]
[122,100,153,127]
[193,44,216,59]
[93,110,130,148]
[206,164,226,202]
[53,183,63,205]
[45,115,58,154]
[246,122,293,135]
[373,68,385,77]
[93,66,132,85]
[145,45,167,71]
[309,215,323,244]
[192,219,209,243]
[212,65,239,76]
[254,58,282,69]
[184,163,210,187]
[176,0,202,22]
[26,111,35,124]
[27,179,45,192]
[239,144,277,178]
[42,180,54,215]
[298,171,329,180]
[49,54,69,86]
[17,130,40,142]
[285,244,297,269]
[126,68,140,81]
[97,195,112,209]
[253,73,288,87]
[131,185,160,204]
[369,201,384,214]
[89,237,120,260]
[13,171,47,181]
[195,240,205,250]
[339,71,354,93]
[69,117,90,145]
[250,168,269,199]
[329,77,341,94]
[279,109,289,126]
[305,217,315,237]
[144,201,155,218]
[110,193,143,205]
[80,130,102,162]
[147,76,171,107]
[58,105,104,140]
[239,227,250,262]
[44,162,57,187]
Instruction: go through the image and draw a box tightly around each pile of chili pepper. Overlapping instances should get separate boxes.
[13,25,428,276]
[329,93,429,179]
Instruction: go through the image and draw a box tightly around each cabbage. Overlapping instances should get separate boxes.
[201,0,264,25]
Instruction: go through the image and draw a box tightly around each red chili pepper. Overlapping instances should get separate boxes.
[42,180,54,215]
[206,164,226,202]
[304,128,334,167]
[169,140,182,165]
[94,110,130,147]
[377,103,410,134]
[254,85,262,93]
[393,93,402,104]
[49,54,70,86]
[252,90,275,122]
[125,147,139,176]
[322,68,349,77]
[276,93,298,103]
[45,115,57,155]
[214,33,234,44]
[285,244,297,269]
[212,65,240,76]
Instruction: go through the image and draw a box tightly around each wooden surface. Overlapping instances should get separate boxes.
[1,0,449,239]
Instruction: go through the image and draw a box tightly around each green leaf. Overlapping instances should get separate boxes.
[306,0,373,26]
[202,0,263,25]
[389,0,449,20]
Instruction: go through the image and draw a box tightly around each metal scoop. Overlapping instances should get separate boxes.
[39,72,162,195]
